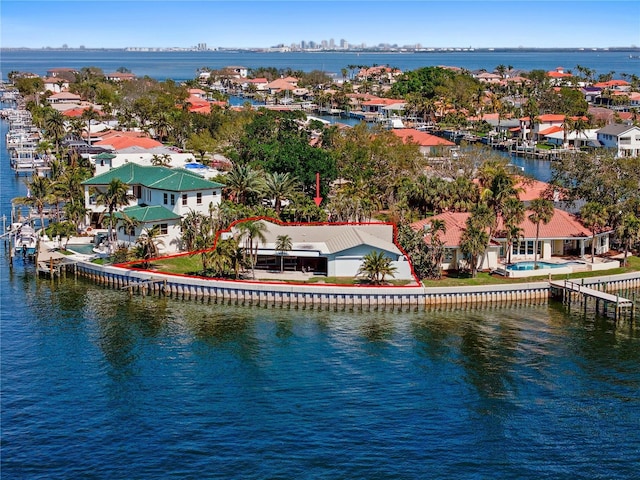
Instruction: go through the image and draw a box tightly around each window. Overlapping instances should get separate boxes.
[159,223,168,235]
[212,190,217,196]
[163,193,168,205]
[133,185,142,199]
[182,194,187,206]
[170,194,175,206]
[527,241,534,256]
[197,192,202,204]
[512,240,540,256]
[444,249,454,262]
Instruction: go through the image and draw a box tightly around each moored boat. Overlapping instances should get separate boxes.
[14,225,39,257]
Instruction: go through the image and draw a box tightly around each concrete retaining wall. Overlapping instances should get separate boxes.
[71,260,640,311]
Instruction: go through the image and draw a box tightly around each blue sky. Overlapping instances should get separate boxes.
[2,1,639,49]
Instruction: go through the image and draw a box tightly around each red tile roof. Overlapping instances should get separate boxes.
[412,207,605,247]
[593,80,630,88]
[519,114,566,123]
[496,208,599,239]
[93,134,162,150]
[49,91,82,100]
[362,97,404,106]
[538,125,564,136]
[392,128,455,147]
[62,107,104,117]
[411,212,471,247]
[514,178,556,202]
[472,176,558,202]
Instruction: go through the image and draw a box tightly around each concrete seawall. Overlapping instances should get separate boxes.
[71,261,640,311]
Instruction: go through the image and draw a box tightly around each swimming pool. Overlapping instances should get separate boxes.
[506,260,583,271]
[66,243,97,255]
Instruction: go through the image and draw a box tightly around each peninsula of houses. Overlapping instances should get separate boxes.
[3,61,639,287]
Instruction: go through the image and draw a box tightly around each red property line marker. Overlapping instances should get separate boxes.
[314,172,323,207]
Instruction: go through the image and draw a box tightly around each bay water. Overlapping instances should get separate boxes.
[1,51,640,478]
[2,49,639,82]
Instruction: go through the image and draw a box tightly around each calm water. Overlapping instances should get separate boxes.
[2,49,639,81]
[2,64,640,477]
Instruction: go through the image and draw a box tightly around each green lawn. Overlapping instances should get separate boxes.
[422,256,640,287]
[109,253,640,288]
[147,254,203,275]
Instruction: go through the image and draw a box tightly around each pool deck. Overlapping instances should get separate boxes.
[497,256,621,278]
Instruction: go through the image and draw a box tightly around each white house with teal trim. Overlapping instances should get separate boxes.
[82,163,224,253]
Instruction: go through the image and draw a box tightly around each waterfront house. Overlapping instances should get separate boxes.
[42,77,70,93]
[588,106,634,125]
[391,128,456,156]
[223,66,248,78]
[92,131,164,151]
[82,163,224,252]
[494,208,612,262]
[242,77,269,92]
[546,67,573,85]
[411,207,613,273]
[411,212,501,272]
[581,86,603,103]
[474,72,502,84]
[61,106,104,118]
[543,128,600,149]
[47,91,82,104]
[228,219,415,281]
[518,114,566,142]
[593,79,631,93]
[188,88,207,99]
[46,67,78,80]
[265,77,298,95]
[595,124,640,157]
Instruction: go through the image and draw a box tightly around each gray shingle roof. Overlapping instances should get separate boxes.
[596,124,636,136]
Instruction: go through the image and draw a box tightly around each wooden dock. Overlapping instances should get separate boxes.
[549,279,635,320]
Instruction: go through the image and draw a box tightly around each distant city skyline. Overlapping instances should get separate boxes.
[2,1,639,50]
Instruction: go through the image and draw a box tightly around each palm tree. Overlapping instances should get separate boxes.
[502,197,525,264]
[225,164,264,205]
[45,110,66,155]
[528,198,554,269]
[357,250,397,285]
[237,220,268,279]
[63,201,87,232]
[17,175,53,235]
[81,107,101,145]
[580,202,608,263]
[180,210,205,252]
[460,223,489,278]
[616,213,640,267]
[262,172,298,215]
[96,178,132,246]
[207,237,238,277]
[478,163,520,236]
[275,234,293,272]
[135,225,164,268]
[118,212,141,245]
[429,219,447,279]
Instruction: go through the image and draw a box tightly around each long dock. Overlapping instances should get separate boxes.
[550,279,635,320]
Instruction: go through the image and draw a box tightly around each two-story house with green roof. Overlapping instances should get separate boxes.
[82,163,224,253]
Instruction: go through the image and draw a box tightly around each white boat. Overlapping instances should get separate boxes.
[14,225,39,257]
